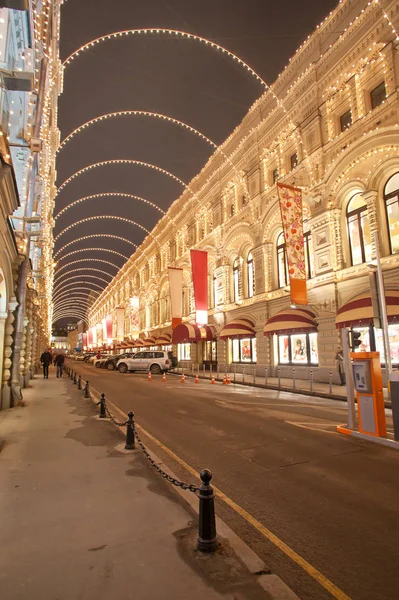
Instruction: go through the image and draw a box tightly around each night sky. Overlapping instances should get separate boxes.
[54,0,338,323]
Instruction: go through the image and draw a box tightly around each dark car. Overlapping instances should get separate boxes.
[103,353,132,371]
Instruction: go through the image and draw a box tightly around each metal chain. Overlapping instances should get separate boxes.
[104,403,128,427]
[134,429,199,493]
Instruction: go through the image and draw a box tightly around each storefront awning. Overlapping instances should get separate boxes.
[142,337,156,347]
[131,339,144,347]
[335,290,399,329]
[154,333,172,345]
[172,323,216,344]
[219,317,255,340]
[264,308,317,336]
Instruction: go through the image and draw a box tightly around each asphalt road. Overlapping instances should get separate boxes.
[67,361,399,600]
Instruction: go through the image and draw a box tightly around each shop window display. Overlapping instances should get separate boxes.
[232,338,257,363]
[178,343,191,361]
[277,332,318,365]
[352,325,399,364]
[384,172,399,254]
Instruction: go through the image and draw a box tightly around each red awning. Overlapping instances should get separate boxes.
[264,308,317,336]
[172,323,216,344]
[219,317,255,340]
[336,290,399,329]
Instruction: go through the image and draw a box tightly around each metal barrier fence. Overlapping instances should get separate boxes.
[64,363,217,553]
[175,362,335,395]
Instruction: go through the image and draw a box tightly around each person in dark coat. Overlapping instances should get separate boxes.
[40,349,52,379]
[54,353,65,378]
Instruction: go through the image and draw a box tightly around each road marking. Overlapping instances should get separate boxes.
[285,421,339,435]
[83,376,352,599]
[136,423,352,600]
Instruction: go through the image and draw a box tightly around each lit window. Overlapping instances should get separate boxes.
[178,343,191,361]
[277,232,288,288]
[384,172,399,254]
[232,338,257,363]
[346,194,372,266]
[233,258,240,301]
[303,220,314,279]
[340,110,352,132]
[370,81,386,110]
[272,168,279,184]
[247,252,254,298]
[277,332,318,365]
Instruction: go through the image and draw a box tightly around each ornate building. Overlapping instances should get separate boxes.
[0,0,62,409]
[87,0,399,384]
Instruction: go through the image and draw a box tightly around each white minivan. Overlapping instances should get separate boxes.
[117,351,174,374]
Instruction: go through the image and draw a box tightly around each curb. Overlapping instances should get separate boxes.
[77,373,300,600]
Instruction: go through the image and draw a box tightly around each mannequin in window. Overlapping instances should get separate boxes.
[335,346,345,385]
[294,339,304,359]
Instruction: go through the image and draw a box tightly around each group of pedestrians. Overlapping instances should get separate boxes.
[40,348,65,379]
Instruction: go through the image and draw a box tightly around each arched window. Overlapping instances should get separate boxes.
[277,232,288,288]
[384,172,399,254]
[346,193,372,266]
[247,252,254,298]
[233,258,240,301]
[303,220,314,279]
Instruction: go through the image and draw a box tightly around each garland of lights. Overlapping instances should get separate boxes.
[53,281,106,298]
[53,274,112,289]
[53,301,94,313]
[54,216,152,244]
[55,258,121,276]
[54,267,114,283]
[54,192,165,220]
[56,247,130,263]
[53,234,137,259]
[54,288,101,303]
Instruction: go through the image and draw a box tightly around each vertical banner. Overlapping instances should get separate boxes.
[116,307,125,340]
[82,333,87,348]
[129,296,140,339]
[105,315,113,341]
[102,318,107,341]
[87,329,93,346]
[92,326,97,347]
[277,182,308,305]
[168,267,183,329]
[190,250,208,325]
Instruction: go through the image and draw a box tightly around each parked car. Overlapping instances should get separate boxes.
[83,353,96,362]
[95,354,117,368]
[117,351,174,374]
[103,353,132,371]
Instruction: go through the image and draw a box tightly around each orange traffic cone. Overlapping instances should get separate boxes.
[162,372,166,382]
[148,371,152,382]
[222,374,227,385]
[181,373,185,383]
[227,374,231,385]
[195,373,199,384]
[211,375,215,384]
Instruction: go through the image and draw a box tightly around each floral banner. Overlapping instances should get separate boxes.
[277,182,308,305]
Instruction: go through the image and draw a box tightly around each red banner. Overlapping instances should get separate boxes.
[87,330,93,345]
[168,267,183,329]
[105,315,113,339]
[277,182,308,305]
[190,249,208,325]
[82,333,87,348]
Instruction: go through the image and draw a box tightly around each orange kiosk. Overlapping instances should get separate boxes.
[350,352,386,437]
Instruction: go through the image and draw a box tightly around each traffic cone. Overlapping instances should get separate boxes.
[211,375,215,384]
[181,373,185,383]
[148,371,152,382]
[227,374,231,385]
[162,372,166,382]
[222,374,227,385]
[195,373,199,384]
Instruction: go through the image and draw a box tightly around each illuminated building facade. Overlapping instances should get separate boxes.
[0,0,62,409]
[86,0,399,383]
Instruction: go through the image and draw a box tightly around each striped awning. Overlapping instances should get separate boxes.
[336,290,399,329]
[116,341,129,349]
[172,323,216,344]
[131,338,144,347]
[154,333,172,345]
[142,336,156,347]
[219,317,255,340]
[264,308,317,336]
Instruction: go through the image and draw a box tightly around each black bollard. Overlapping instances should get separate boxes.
[70,369,74,380]
[99,393,106,418]
[73,371,77,385]
[197,469,217,552]
[125,411,135,450]
[84,380,90,398]
[78,375,82,390]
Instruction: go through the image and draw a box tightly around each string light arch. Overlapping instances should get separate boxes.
[54,192,165,220]
[54,288,101,303]
[53,234,137,259]
[53,280,105,298]
[55,258,121,277]
[54,267,114,284]
[53,273,111,290]
[54,216,152,245]
[56,247,130,263]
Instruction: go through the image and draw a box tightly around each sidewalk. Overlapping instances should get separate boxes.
[0,373,293,600]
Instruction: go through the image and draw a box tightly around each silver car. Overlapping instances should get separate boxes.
[117,351,173,374]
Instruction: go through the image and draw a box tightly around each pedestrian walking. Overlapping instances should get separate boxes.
[40,348,52,379]
[54,353,65,378]
[335,346,346,385]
